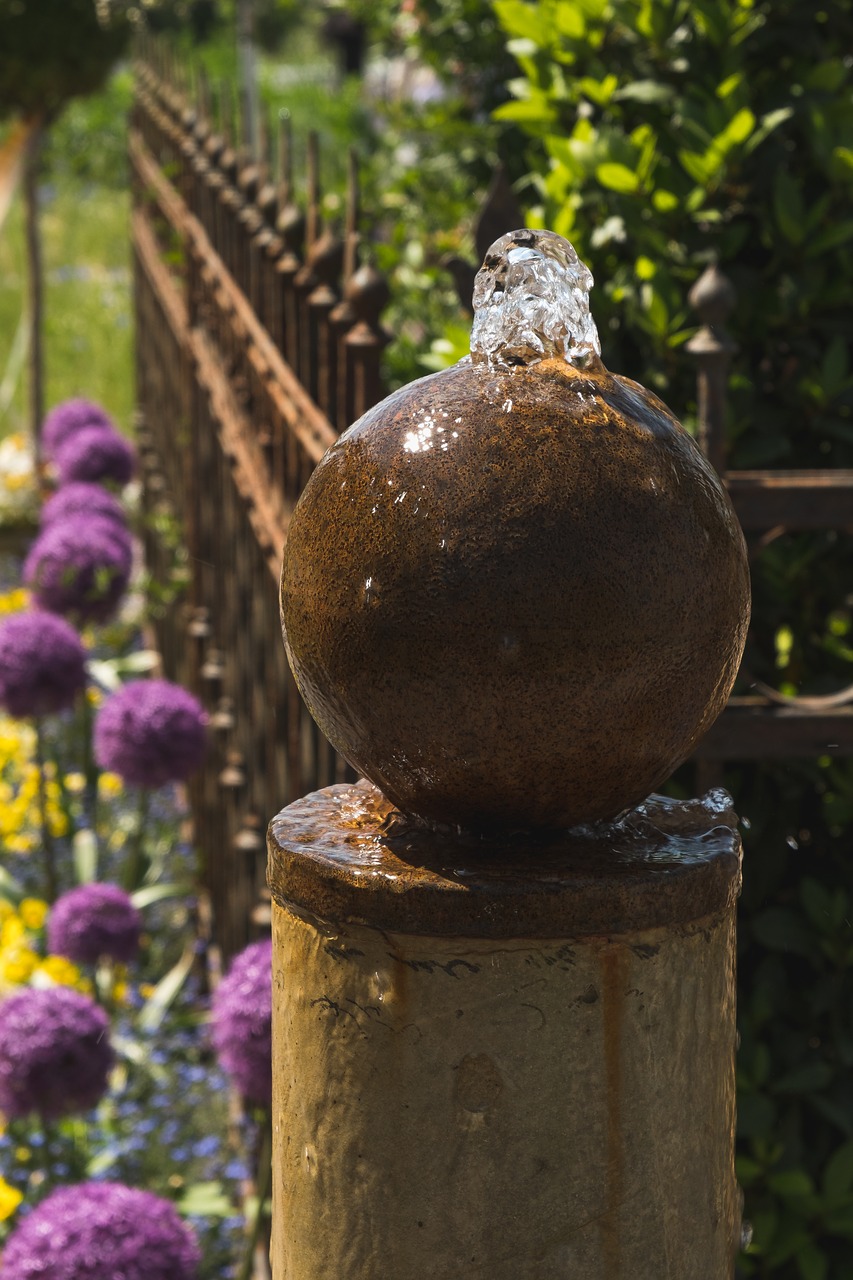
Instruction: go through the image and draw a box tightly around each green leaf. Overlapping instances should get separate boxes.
[799,877,832,929]
[613,80,673,104]
[87,1147,118,1178]
[750,907,813,957]
[825,1141,853,1200]
[595,162,639,193]
[804,59,847,92]
[0,865,25,906]
[735,1155,762,1186]
[807,220,853,256]
[773,1061,833,1094]
[737,1085,778,1136]
[796,1243,828,1280]
[821,335,850,399]
[768,1169,814,1198]
[744,107,795,154]
[178,1181,235,1219]
[833,146,853,174]
[137,942,195,1034]
[720,107,756,148]
[114,650,160,674]
[73,829,98,885]
[130,882,190,909]
[86,657,123,692]
[554,2,586,39]
[494,0,546,42]
[678,149,715,186]
[652,189,679,212]
[579,74,618,105]
[774,168,805,244]
[493,97,558,125]
[716,72,742,99]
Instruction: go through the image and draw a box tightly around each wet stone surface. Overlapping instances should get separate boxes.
[280,229,750,832]
[268,779,742,939]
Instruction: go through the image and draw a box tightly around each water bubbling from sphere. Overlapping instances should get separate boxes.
[470,228,601,370]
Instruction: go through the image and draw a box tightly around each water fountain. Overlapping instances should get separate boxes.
[268,229,750,1278]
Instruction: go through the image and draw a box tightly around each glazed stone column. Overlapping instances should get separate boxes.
[269,229,751,1280]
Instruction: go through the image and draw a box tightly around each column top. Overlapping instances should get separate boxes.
[267,780,741,939]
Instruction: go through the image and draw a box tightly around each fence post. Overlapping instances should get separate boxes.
[268,786,741,1279]
[686,262,737,476]
[267,229,749,1278]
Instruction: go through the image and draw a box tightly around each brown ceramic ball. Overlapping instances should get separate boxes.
[281,355,750,831]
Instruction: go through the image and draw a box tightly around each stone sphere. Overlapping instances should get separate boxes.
[281,355,750,831]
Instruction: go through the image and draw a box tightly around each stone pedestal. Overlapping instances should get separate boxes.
[268,780,742,1280]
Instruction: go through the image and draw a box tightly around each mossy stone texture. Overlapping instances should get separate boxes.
[281,355,750,831]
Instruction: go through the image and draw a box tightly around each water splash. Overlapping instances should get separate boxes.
[470,228,602,370]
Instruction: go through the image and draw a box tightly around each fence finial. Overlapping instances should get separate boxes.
[686,261,738,474]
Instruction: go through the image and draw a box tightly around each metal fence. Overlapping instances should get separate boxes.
[130,49,853,957]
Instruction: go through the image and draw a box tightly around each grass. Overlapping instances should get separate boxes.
[0,22,375,446]
[0,72,135,440]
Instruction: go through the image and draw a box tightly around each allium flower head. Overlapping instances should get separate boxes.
[23,515,132,622]
[42,398,112,459]
[211,938,272,1105]
[55,425,136,487]
[93,678,207,789]
[48,883,143,966]
[40,481,127,531]
[0,1182,201,1280]
[0,986,113,1120]
[0,610,87,717]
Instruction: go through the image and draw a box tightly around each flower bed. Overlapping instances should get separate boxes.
[0,402,272,1279]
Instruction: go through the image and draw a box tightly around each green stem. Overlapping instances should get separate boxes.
[123,788,150,891]
[33,717,57,901]
[81,691,100,852]
[237,1113,273,1280]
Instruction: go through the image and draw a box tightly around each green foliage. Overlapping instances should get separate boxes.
[43,70,134,189]
[491,0,853,469]
[338,0,535,387]
[488,1,853,1276]
[0,0,131,121]
[0,169,133,439]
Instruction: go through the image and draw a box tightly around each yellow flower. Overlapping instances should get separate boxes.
[5,834,35,855]
[0,1176,23,1221]
[0,945,38,985]
[64,771,86,794]
[0,900,14,922]
[112,980,129,1004]
[98,771,124,798]
[0,917,24,947]
[36,955,85,989]
[0,588,28,618]
[19,898,48,931]
[139,982,156,999]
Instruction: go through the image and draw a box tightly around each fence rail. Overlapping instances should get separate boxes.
[131,55,385,957]
[131,51,853,955]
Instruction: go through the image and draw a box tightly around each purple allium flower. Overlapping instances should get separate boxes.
[211,939,272,1106]
[55,425,136,487]
[93,678,207,789]
[0,1182,201,1280]
[0,611,87,718]
[40,482,127,532]
[0,987,113,1120]
[48,884,143,966]
[42,398,113,460]
[23,515,132,622]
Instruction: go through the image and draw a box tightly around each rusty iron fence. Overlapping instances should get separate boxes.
[131,49,853,958]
